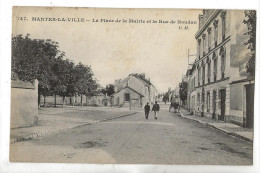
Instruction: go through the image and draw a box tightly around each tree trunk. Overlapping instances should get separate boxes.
[73,94,75,107]
[81,94,83,107]
[38,94,41,109]
[44,96,46,107]
[54,95,57,107]
[62,96,65,108]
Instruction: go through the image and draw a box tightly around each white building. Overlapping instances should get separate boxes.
[187,9,254,128]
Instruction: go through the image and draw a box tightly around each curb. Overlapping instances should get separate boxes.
[10,112,137,144]
[179,110,253,143]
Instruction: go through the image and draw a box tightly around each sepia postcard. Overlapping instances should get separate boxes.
[9,6,256,166]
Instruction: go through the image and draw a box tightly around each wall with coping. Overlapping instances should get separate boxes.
[11,80,38,128]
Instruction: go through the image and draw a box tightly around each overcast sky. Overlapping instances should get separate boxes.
[12,7,201,93]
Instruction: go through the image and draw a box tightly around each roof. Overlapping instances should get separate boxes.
[113,73,156,96]
[131,74,152,86]
[11,80,36,89]
[112,86,144,97]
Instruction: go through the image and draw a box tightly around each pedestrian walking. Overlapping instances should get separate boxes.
[152,101,160,120]
[144,103,150,119]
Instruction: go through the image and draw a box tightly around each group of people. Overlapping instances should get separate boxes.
[144,101,160,120]
[143,100,179,120]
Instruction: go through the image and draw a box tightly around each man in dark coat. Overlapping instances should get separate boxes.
[144,103,150,119]
[152,101,160,120]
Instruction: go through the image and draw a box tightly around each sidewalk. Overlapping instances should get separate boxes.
[10,106,136,144]
[179,108,253,143]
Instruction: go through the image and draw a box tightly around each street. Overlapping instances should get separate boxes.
[10,104,253,165]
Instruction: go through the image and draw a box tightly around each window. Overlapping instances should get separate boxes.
[207,27,212,52]
[197,39,201,59]
[198,68,201,86]
[207,92,210,112]
[213,53,217,81]
[197,93,200,111]
[125,93,130,101]
[193,78,195,90]
[213,20,218,46]
[202,65,205,85]
[207,60,211,83]
[221,11,226,41]
[202,34,206,56]
[220,47,226,79]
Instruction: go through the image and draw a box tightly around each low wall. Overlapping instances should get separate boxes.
[227,110,244,126]
[11,80,38,128]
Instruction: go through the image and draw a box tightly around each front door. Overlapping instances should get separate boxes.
[219,89,226,121]
[246,84,254,128]
[201,92,205,117]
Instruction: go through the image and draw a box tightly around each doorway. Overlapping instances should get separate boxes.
[201,92,205,117]
[245,84,254,128]
[212,91,216,119]
[219,89,226,121]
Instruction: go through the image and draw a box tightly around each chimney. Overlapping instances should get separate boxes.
[203,9,209,23]
[199,14,204,29]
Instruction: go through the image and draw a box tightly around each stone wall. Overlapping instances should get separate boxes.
[11,80,38,128]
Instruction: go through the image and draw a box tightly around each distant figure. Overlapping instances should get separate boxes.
[171,102,180,113]
[152,101,160,120]
[169,102,174,112]
[144,103,150,119]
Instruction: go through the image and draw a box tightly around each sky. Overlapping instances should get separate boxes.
[12,7,201,93]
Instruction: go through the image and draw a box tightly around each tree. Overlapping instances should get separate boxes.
[12,34,99,108]
[71,63,98,107]
[12,34,40,82]
[163,92,169,102]
[179,81,188,106]
[101,84,115,96]
[12,34,60,107]
[51,55,74,108]
[243,10,256,77]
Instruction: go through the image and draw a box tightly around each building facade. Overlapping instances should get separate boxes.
[112,73,158,108]
[187,9,254,128]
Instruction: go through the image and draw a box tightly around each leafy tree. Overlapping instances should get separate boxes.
[101,84,115,96]
[179,81,188,105]
[12,34,40,81]
[163,92,169,102]
[73,63,96,107]
[12,34,59,107]
[243,10,256,77]
[51,55,74,108]
[12,34,99,108]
